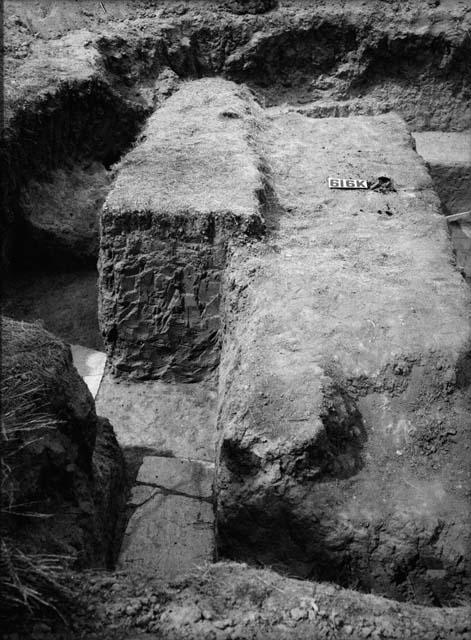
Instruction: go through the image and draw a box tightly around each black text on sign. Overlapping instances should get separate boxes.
[328,178,369,189]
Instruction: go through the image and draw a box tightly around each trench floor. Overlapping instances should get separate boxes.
[95,373,217,578]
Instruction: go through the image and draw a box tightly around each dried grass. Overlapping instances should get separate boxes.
[1,319,76,626]
[106,78,267,218]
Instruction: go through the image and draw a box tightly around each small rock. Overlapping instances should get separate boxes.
[242,611,258,625]
[290,607,308,621]
[214,618,234,629]
[125,602,141,616]
[136,612,153,627]
[32,623,51,634]
[168,605,202,626]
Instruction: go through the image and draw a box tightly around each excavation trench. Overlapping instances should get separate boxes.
[3,13,471,612]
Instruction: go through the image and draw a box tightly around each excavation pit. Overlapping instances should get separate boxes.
[3,4,471,631]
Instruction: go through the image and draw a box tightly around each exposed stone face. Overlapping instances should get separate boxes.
[99,78,267,380]
[216,113,471,604]
[1,316,125,567]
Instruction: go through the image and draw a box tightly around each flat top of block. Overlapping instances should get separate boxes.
[106,78,264,218]
[233,112,470,380]
[413,131,471,166]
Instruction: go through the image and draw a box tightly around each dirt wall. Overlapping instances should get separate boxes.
[99,79,266,380]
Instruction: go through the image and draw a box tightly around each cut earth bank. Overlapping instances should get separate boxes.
[97,76,471,607]
[3,0,471,269]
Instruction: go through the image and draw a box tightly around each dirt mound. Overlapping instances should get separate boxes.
[2,31,146,269]
[2,0,471,633]
[1,316,125,567]
[20,563,471,639]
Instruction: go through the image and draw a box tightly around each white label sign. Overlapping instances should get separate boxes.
[328,178,369,189]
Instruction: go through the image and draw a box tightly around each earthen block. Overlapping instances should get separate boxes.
[99,78,267,380]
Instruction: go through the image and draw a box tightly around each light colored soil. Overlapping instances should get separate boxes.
[118,456,215,580]
[95,374,217,461]
[105,78,264,218]
[70,344,106,398]
[413,132,471,167]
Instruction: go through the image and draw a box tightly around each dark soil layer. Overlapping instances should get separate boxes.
[2,269,103,350]
[1,317,124,567]
[2,72,146,268]
[99,78,266,380]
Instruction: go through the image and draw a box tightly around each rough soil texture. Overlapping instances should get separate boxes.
[216,110,471,605]
[99,78,266,380]
[1,317,125,567]
[4,0,471,268]
[224,0,279,13]
[413,130,471,281]
[9,563,471,639]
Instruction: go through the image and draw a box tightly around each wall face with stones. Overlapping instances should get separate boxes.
[99,78,266,381]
